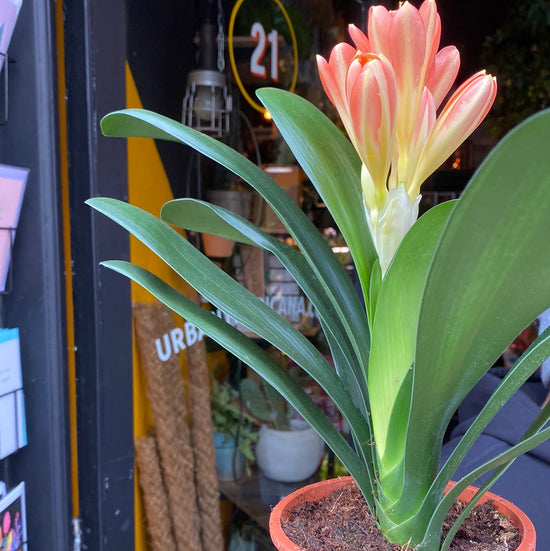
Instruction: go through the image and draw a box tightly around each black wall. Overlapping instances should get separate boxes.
[0,1,72,549]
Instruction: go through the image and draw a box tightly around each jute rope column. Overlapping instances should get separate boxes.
[133,302,201,551]
[135,432,177,551]
[187,292,224,551]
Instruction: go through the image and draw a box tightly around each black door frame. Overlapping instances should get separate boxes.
[63,1,135,549]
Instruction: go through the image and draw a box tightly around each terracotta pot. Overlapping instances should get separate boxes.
[269,476,536,550]
[445,480,535,550]
[202,190,253,258]
[201,233,236,259]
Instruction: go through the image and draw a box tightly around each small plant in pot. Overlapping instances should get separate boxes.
[240,376,325,483]
[202,184,253,259]
[202,168,254,259]
[88,0,550,548]
[210,378,258,479]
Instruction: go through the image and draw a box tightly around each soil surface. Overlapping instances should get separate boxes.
[281,482,520,550]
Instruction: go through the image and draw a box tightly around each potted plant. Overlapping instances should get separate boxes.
[202,183,253,259]
[198,143,254,258]
[88,0,550,547]
[210,378,258,480]
[240,377,325,483]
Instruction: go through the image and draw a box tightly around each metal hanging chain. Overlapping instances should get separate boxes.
[216,0,225,72]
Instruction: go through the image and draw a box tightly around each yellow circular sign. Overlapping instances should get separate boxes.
[228,0,299,114]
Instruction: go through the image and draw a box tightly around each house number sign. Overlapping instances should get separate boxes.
[228,0,298,114]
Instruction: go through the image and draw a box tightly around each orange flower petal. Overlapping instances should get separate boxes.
[348,55,396,187]
[426,46,460,108]
[317,0,497,273]
[368,4,393,56]
[419,0,441,74]
[413,71,497,189]
[348,24,370,53]
[316,43,356,127]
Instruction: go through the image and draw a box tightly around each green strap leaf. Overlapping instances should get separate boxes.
[161,198,370,418]
[101,258,374,504]
[400,108,550,519]
[257,88,378,313]
[162,198,376,469]
[87,197,373,481]
[410,327,550,548]
[162,198,257,246]
[438,467,512,551]
[421,424,550,550]
[101,108,370,371]
[391,421,550,548]
[368,201,455,476]
[434,326,550,498]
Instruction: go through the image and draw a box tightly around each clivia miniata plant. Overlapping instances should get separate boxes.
[88,1,550,548]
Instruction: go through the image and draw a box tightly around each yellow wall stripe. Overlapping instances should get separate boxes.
[126,62,197,551]
[56,0,79,521]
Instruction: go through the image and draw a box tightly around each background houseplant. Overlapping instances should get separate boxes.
[240,377,291,431]
[88,0,550,548]
[210,379,258,479]
[240,377,325,482]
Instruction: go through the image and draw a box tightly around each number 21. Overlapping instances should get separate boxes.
[250,22,279,82]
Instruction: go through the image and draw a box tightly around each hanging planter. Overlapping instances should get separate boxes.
[269,477,536,550]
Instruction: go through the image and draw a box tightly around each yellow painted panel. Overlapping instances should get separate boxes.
[56,0,79,521]
[125,63,195,551]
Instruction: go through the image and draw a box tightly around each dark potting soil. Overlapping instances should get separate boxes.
[281,482,520,550]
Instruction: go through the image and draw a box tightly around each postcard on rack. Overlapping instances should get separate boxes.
[0,163,29,293]
[0,328,27,459]
[0,482,27,550]
[0,0,23,73]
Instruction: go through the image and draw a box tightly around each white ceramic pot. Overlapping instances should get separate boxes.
[255,419,325,482]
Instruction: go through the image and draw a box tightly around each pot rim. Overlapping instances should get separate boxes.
[269,476,536,550]
[259,419,318,434]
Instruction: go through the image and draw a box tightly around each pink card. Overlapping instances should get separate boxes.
[0,164,28,292]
